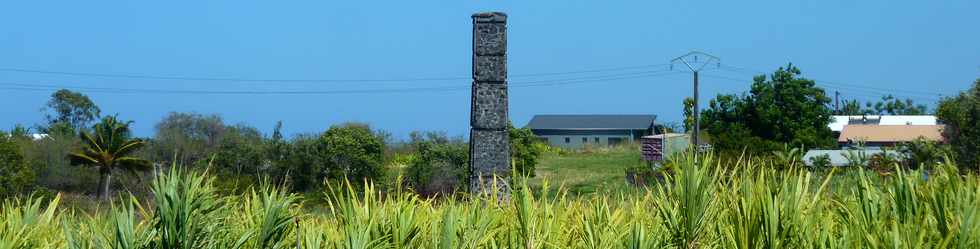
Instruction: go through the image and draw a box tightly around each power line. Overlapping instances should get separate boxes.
[818,84,941,100]
[716,64,945,96]
[698,73,748,84]
[0,83,469,95]
[702,73,940,102]
[717,64,765,75]
[816,80,943,97]
[0,67,468,83]
[510,68,674,84]
[0,63,672,83]
[509,63,672,77]
[699,73,941,102]
[513,70,681,87]
[0,70,683,95]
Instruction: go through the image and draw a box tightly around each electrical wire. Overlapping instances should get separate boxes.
[0,63,672,83]
[0,70,683,95]
[699,73,941,102]
[1,60,951,101]
[716,64,946,96]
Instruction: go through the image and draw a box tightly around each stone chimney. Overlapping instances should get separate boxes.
[469,12,510,198]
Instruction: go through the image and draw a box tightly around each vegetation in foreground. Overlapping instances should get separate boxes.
[4,153,980,249]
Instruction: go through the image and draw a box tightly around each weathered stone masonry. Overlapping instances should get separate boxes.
[470,12,510,196]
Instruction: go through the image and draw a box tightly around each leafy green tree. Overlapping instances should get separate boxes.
[213,124,266,175]
[68,116,151,200]
[150,112,226,165]
[509,124,544,177]
[282,133,329,192]
[682,97,695,132]
[0,131,35,197]
[700,64,835,154]
[41,89,101,132]
[936,78,980,170]
[265,121,291,183]
[320,123,386,183]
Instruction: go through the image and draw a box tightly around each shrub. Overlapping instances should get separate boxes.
[281,133,329,192]
[509,124,544,177]
[808,154,832,168]
[320,123,386,184]
[25,130,100,194]
[150,165,225,249]
[0,131,35,196]
[868,147,901,172]
[404,133,468,197]
[900,137,951,169]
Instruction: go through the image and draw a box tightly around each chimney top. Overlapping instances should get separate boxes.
[472,12,507,22]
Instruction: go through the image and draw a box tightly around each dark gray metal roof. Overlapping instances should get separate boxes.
[526,114,656,130]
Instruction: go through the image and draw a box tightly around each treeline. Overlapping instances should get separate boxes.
[838,94,929,115]
[0,90,544,198]
[684,64,980,170]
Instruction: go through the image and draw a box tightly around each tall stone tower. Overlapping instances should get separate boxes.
[469,12,510,197]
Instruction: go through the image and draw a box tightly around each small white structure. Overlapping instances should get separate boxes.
[640,133,690,161]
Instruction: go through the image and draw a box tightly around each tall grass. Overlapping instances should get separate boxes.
[0,194,61,248]
[3,154,980,248]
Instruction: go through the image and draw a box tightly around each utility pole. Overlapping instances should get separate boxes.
[671,51,719,150]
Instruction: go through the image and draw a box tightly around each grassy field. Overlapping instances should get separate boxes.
[527,144,887,197]
[528,145,646,196]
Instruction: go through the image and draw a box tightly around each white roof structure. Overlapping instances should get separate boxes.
[829,115,937,132]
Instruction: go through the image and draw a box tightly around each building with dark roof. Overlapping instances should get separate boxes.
[525,114,657,148]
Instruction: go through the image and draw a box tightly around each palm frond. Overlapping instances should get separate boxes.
[68,151,101,167]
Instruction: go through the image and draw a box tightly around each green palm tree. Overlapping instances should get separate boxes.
[68,115,151,200]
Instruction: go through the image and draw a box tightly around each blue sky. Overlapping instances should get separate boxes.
[1,1,977,139]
